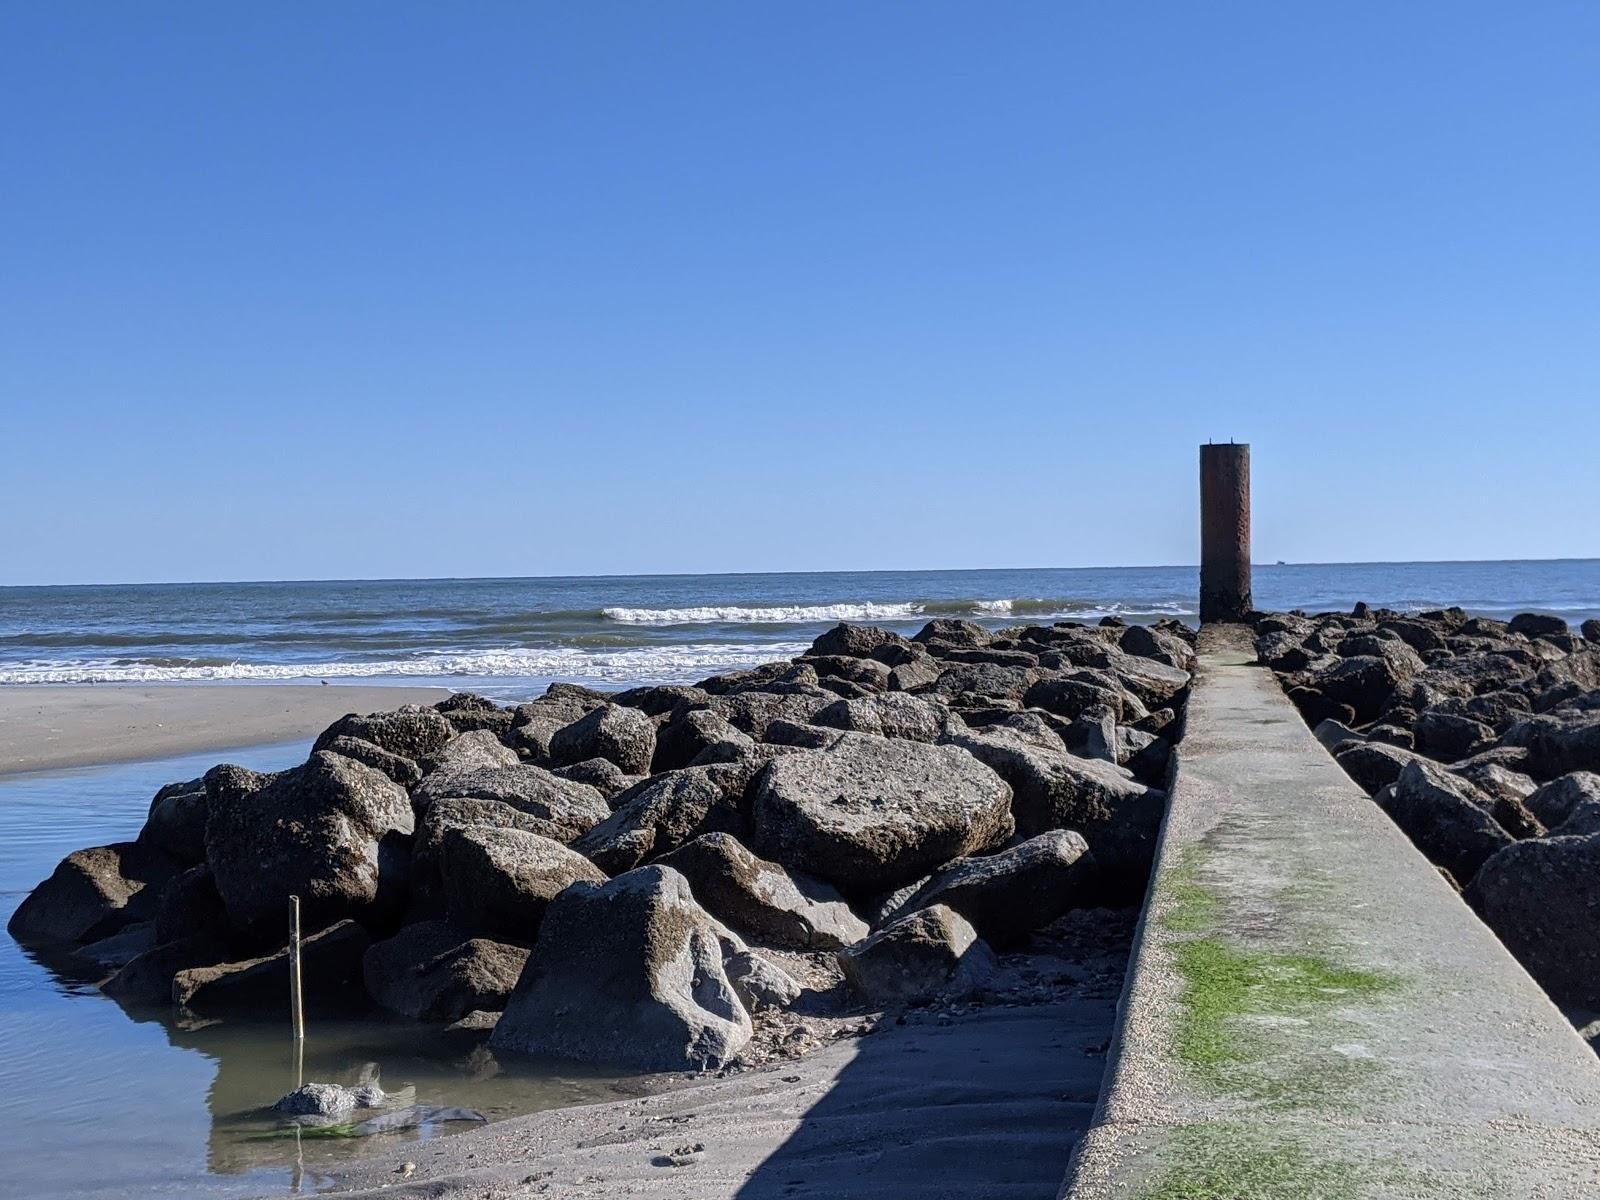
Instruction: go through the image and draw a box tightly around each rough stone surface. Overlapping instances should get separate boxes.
[572,764,753,876]
[489,866,752,1071]
[1469,833,1600,1009]
[362,920,529,1021]
[139,777,210,864]
[835,904,993,1006]
[173,919,370,1013]
[314,708,455,765]
[549,704,657,775]
[410,764,609,841]
[8,841,179,946]
[751,734,1013,893]
[1380,760,1515,884]
[655,832,868,950]
[440,826,605,941]
[810,692,956,743]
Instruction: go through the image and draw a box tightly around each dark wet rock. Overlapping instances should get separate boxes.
[314,708,455,766]
[1311,647,1422,723]
[1583,619,1600,644]
[1502,710,1600,777]
[204,751,413,940]
[655,832,867,950]
[1023,677,1124,722]
[885,830,1093,947]
[652,708,753,772]
[751,733,1013,893]
[1550,801,1600,837]
[699,661,819,695]
[803,655,893,691]
[139,777,209,865]
[319,735,424,787]
[927,662,1042,704]
[7,841,180,947]
[611,684,711,717]
[1510,613,1570,640]
[836,904,994,1006]
[490,866,751,1071]
[1313,719,1365,755]
[1286,686,1355,729]
[710,687,835,740]
[1413,710,1496,762]
[440,826,606,941]
[810,692,956,743]
[572,763,754,876]
[78,922,156,969]
[363,920,529,1021]
[410,764,609,840]
[174,919,370,1013]
[435,693,515,736]
[1380,760,1515,883]
[1333,741,1424,795]
[549,757,637,801]
[154,864,228,944]
[1525,772,1600,829]
[1467,833,1600,1008]
[549,704,656,775]
[101,932,229,1006]
[725,949,801,1013]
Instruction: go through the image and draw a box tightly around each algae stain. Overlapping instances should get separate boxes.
[1135,1124,1364,1200]
[1160,848,1218,934]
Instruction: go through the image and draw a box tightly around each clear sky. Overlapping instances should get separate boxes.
[2,3,1596,585]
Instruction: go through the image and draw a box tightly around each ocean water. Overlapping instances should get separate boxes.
[1,561,1595,698]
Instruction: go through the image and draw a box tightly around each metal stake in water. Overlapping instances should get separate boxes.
[288,895,306,1077]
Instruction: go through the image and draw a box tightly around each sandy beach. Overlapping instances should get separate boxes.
[313,998,1116,1200]
[0,683,451,777]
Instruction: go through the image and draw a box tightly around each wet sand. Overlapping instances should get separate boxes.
[0,684,451,776]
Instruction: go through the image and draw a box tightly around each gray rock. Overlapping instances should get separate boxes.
[804,655,893,691]
[710,687,835,740]
[1467,833,1600,1008]
[1510,612,1570,640]
[1333,741,1425,795]
[1413,710,1495,762]
[1583,619,1600,644]
[174,919,370,1013]
[571,764,753,876]
[653,708,754,772]
[1311,647,1421,722]
[751,733,1013,893]
[203,751,413,939]
[1550,800,1600,838]
[363,920,529,1021]
[440,826,605,941]
[811,623,908,659]
[318,736,423,787]
[549,757,638,801]
[1503,710,1600,777]
[886,831,1093,947]
[490,866,751,1071]
[836,904,994,1006]
[314,708,455,765]
[273,1081,386,1117]
[1023,677,1124,722]
[1525,772,1600,828]
[549,704,657,775]
[1381,760,1515,884]
[887,657,943,692]
[431,729,520,772]
[611,684,711,716]
[928,662,1041,703]
[1313,719,1365,755]
[725,950,802,1013]
[410,764,609,841]
[412,797,595,903]
[810,692,956,743]
[7,841,180,947]
[655,833,868,950]
[913,619,990,647]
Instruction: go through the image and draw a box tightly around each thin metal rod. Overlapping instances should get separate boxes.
[289,895,306,1049]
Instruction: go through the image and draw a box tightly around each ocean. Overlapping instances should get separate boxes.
[1,561,1596,697]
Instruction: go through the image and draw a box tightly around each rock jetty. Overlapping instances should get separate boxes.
[1252,605,1600,1021]
[8,616,1192,1072]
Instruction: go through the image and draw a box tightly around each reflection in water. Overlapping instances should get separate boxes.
[0,743,642,1200]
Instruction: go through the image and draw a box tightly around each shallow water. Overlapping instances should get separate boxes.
[1,561,1594,693]
[0,744,639,1199]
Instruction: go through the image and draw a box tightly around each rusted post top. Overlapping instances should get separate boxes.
[1199,442,1251,624]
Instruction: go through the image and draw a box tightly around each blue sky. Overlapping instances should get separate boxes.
[2,3,1596,585]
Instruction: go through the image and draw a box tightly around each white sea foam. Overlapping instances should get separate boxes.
[601,602,929,625]
[0,643,811,686]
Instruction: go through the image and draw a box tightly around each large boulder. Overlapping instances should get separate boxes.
[430,729,520,772]
[836,904,993,1006]
[440,826,604,941]
[317,735,423,787]
[710,687,835,740]
[884,831,1093,947]
[1413,710,1495,762]
[1380,761,1514,884]
[1333,741,1424,795]
[489,866,751,1071]
[810,623,906,659]
[944,726,1164,897]
[655,833,868,950]
[1311,647,1421,723]
[8,841,180,946]
[927,662,1041,704]
[1525,772,1600,828]
[314,708,455,765]
[410,764,609,841]
[173,919,370,1013]
[571,764,753,875]
[751,734,1013,893]
[362,920,529,1021]
[1509,613,1570,640]
[1502,711,1600,777]
[810,692,956,743]
[139,778,209,864]
[652,708,754,772]
[203,751,414,940]
[549,704,656,775]
[1467,834,1600,1008]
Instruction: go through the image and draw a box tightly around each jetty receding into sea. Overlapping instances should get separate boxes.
[1062,624,1600,1198]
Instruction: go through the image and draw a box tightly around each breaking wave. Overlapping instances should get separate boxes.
[600,598,1193,625]
[0,642,811,686]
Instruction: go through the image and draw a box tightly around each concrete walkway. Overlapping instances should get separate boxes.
[1062,625,1600,1199]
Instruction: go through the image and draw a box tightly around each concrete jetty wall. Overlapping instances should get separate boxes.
[1061,625,1600,1198]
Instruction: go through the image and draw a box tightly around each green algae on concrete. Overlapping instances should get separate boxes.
[1135,1124,1364,1200]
